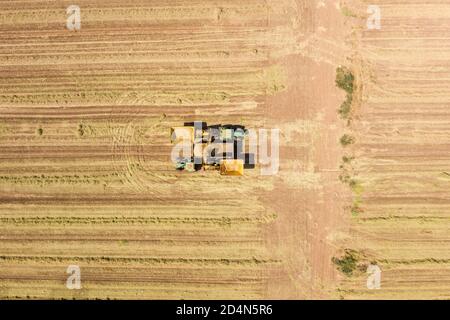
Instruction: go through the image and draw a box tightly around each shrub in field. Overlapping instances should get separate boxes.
[336,67,355,120]
[336,66,354,94]
[340,134,355,146]
[339,95,353,119]
[332,249,360,276]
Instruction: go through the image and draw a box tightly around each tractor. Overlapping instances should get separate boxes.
[170,121,255,176]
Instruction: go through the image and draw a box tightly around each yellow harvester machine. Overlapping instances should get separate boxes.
[170,122,255,176]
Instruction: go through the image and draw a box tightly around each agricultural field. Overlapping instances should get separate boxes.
[1,0,448,301]
[0,0,348,299]
[335,0,450,299]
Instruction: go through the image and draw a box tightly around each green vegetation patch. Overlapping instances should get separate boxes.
[340,134,355,146]
[336,67,355,120]
[336,66,354,94]
[341,6,357,18]
[332,249,361,276]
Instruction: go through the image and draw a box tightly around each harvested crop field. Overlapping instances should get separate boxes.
[0,0,349,299]
[3,0,448,301]
[335,1,450,299]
